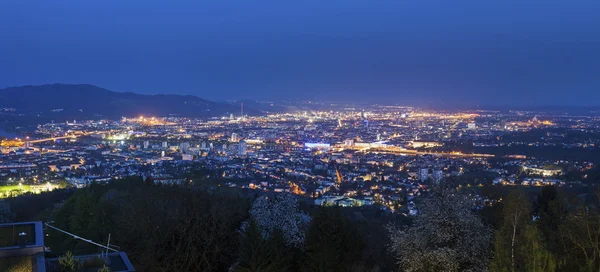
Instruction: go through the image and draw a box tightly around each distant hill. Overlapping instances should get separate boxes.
[0,84,256,120]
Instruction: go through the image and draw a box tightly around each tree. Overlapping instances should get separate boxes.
[48,177,250,272]
[506,191,529,272]
[491,190,556,272]
[58,251,79,272]
[302,207,365,272]
[520,224,556,272]
[247,194,311,247]
[535,186,567,261]
[559,190,600,271]
[235,220,290,272]
[115,185,249,271]
[536,186,560,236]
[387,188,492,271]
[58,180,72,189]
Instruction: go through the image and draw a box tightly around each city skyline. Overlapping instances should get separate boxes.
[3,2,600,271]
[1,1,600,106]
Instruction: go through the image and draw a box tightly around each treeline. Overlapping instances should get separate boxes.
[430,142,600,163]
[0,189,73,223]
[45,178,396,271]
[489,186,600,271]
[41,177,600,271]
[385,183,600,271]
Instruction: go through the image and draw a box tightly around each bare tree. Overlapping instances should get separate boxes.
[491,190,556,272]
[560,190,600,272]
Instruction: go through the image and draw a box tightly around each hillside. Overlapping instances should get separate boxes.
[0,84,254,120]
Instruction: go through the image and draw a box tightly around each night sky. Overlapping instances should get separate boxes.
[1,1,599,106]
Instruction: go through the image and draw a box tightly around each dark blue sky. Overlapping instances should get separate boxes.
[1,1,599,106]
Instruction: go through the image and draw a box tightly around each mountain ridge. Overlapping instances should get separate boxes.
[0,83,257,120]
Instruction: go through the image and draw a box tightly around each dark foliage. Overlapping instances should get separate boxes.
[302,207,366,272]
[47,178,250,271]
[8,189,74,221]
[235,221,292,272]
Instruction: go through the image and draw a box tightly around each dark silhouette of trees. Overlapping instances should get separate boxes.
[47,178,250,271]
[302,207,365,272]
[235,221,290,272]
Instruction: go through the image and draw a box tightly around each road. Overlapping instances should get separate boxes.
[26,135,77,144]
[25,130,117,145]
[336,145,495,158]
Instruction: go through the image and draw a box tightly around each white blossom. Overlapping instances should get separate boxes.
[246,193,311,247]
[387,190,492,272]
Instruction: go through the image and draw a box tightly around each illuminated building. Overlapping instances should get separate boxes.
[0,139,24,148]
[433,169,444,182]
[238,140,248,156]
[304,143,331,150]
[522,166,562,177]
[420,168,429,182]
[179,142,190,153]
[409,141,443,148]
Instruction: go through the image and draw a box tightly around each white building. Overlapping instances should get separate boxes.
[179,142,190,153]
[420,168,429,182]
[238,140,248,156]
[433,169,444,182]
